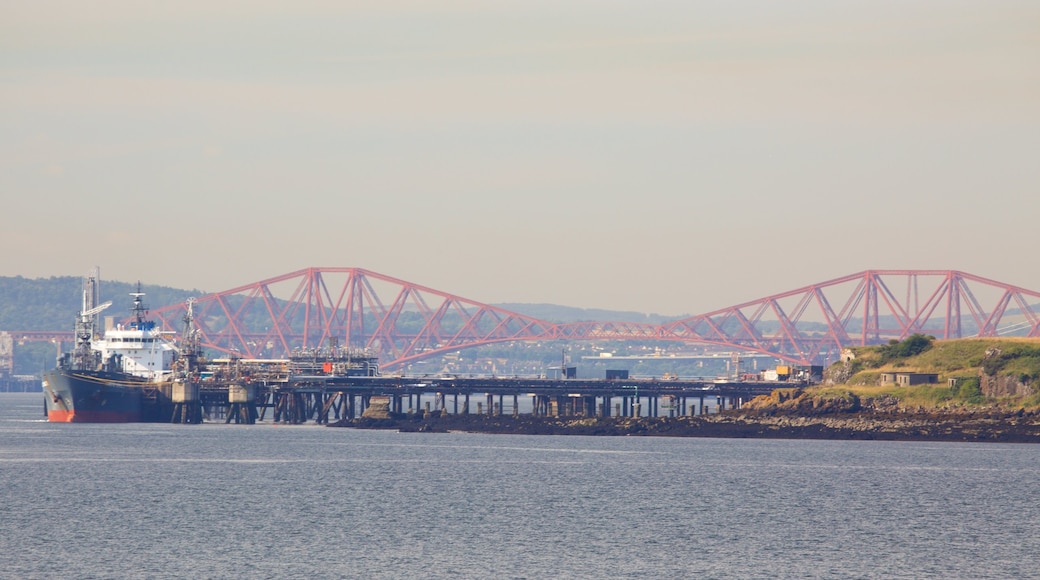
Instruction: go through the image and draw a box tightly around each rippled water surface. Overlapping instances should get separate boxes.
[2,393,1039,579]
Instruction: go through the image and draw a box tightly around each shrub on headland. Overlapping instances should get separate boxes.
[951,376,985,405]
[876,334,934,364]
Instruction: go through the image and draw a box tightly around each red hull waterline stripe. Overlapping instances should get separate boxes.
[48,410,140,423]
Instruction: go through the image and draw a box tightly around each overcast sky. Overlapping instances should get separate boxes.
[2,1,1038,315]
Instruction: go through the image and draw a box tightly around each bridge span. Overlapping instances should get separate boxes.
[10,268,1040,368]
[152,268,1040,368]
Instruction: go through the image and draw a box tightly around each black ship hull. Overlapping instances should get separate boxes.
[42,369,173,423]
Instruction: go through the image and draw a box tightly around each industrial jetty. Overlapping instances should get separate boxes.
[46,342,786,425]
[42,273,796,425]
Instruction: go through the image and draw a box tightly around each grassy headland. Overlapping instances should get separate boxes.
[811,335,1040,410]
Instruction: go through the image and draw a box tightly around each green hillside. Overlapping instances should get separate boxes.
[0,276,205,331]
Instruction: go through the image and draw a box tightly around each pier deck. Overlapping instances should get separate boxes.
[189,373,798,425]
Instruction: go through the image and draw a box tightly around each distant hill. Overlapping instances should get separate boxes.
[492,303,683,324]
[0,275,205,331]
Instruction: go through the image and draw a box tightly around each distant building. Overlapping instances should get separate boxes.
[880,372,939,386]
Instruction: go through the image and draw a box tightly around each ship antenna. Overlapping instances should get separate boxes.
[129,281,148,324]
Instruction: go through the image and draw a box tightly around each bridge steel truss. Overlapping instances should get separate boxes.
[143,268,1040,369]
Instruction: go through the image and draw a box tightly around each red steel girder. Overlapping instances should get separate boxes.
[126,268,1040,369]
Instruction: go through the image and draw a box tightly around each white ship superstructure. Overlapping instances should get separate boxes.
[92,288,176,380]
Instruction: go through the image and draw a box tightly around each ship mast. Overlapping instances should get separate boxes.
[177,297,202,374]
[82,267,101,337]
[72,268,111,370]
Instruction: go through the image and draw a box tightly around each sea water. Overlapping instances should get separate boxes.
[1,392,1038,579]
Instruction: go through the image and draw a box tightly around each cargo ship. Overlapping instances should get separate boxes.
[42,271,191,422]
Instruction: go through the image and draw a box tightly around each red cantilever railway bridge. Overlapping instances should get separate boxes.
[15,269,1040,370]
[109,268,1038,371]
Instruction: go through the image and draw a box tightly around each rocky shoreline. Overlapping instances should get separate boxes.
[329,389,1040,443]
[329,409,1040,443]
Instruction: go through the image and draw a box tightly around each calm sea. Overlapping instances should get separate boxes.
[1,392,1038,579]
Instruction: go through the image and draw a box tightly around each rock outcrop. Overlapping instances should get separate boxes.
[742,388,861,415]
[360,396,392,419]
[980,374,1036,398]
[331,392,1040,443]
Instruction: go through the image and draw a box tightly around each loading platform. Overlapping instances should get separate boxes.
[190,372,798,425]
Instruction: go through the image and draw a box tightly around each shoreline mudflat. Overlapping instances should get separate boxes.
[330,410,1040,443]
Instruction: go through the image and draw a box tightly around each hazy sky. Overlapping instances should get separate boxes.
[3,1,1038,315]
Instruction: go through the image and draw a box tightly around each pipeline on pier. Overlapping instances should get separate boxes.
[178,359,800,424]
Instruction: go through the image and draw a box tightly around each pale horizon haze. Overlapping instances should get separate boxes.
[2,1,1038,316]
